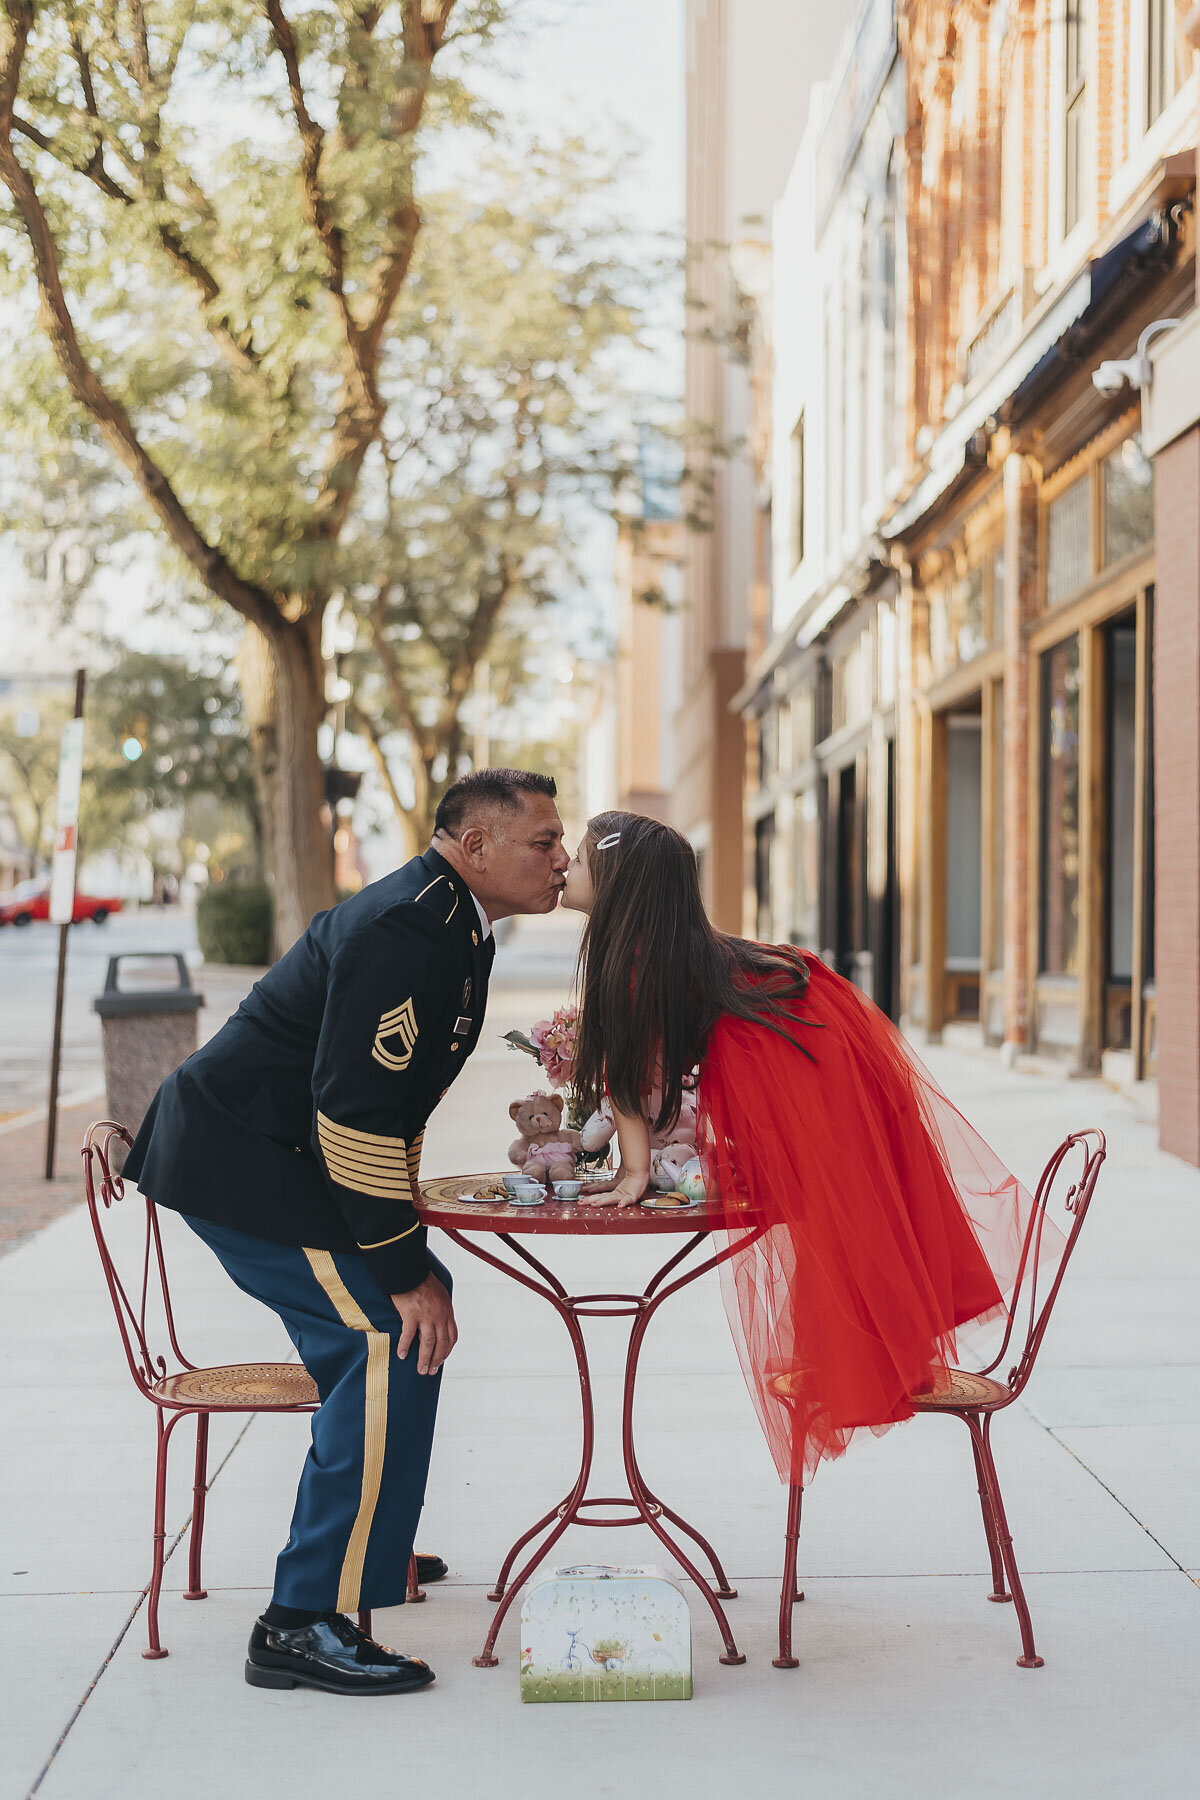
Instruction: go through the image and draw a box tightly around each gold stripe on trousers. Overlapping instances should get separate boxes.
[302,1247,390,1613]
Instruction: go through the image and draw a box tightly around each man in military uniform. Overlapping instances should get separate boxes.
[123,768,568,1695]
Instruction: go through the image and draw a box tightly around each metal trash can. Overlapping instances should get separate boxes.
[94,954,205,1157]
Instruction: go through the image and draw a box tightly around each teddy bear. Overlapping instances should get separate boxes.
[508,1092,583,1184]
[578,1089,700,1190]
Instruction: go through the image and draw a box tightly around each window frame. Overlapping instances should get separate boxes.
[1063,3,1088,236]
[1040,427,1155,614]
[790,413,806,571]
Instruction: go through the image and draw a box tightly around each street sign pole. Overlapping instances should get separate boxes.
[44,669,87,1180]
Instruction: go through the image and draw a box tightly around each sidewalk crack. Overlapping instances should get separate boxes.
[1037,1416,1194,1580]
[24,1413,259,1800]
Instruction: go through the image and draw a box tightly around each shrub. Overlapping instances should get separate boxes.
[196,882,273,966]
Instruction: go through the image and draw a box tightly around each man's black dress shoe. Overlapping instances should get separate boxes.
[245,1613,435,1695]
[414,1552,448,1584]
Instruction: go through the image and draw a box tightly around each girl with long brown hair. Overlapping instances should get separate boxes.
[561,810,1053,1485]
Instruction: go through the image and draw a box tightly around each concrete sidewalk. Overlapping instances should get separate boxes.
[3,912,1198,1800]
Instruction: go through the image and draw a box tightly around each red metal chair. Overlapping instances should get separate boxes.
[770,1127,1106,1671]
[82,1120,420,1657]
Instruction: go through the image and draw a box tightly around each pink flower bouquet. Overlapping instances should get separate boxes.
[503,1006,606,1159]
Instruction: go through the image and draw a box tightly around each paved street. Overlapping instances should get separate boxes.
[2,909,1198,1799]
[0,907,247,1121]
[0,907,265,1254]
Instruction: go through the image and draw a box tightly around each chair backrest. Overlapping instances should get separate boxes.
[82,1121,195,1399]
[978,1128,1106,1400]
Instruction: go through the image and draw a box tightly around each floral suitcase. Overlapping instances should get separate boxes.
[519,1564,692,1702]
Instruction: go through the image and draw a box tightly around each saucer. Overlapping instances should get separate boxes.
[639,1191,701,1210]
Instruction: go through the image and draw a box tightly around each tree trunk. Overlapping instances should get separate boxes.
[237,615,336,956]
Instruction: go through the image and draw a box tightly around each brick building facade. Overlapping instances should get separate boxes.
[730,0,1200,1161]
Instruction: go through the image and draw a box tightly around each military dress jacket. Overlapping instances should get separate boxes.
[122,847,494,1293]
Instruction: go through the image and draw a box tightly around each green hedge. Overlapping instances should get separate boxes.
[197,883,273,966]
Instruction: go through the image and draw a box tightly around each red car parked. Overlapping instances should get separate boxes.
[0,879,123,927]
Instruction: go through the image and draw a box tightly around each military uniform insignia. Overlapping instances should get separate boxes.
[371,998,419,1071]
[454,1014,473,1034]
[462,977,472,1008]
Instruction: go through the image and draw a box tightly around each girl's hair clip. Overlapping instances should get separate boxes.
[594,832,621,850]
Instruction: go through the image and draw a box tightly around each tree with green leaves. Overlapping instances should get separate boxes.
[340,139,654,845]
[0,649,259,877]
[0,697,63,871]
[0,0,501,951]
[88,647,261,864]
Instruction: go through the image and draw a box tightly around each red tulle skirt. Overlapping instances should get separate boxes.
[699,954,1060,1485]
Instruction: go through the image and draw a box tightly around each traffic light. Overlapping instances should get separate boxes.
[121,715,148,762]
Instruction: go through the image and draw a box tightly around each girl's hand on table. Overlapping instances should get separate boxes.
[580,1167,650,1209]
[580,1098,653,1207]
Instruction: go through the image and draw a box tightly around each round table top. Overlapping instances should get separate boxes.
[418,1172,712,1236]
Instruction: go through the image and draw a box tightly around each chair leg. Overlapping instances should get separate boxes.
[355,1551,422,1638]
[144,1411,183,1659]
[773,1482,804,1669]
[969,1423,1010,1603]
[184,1412,210,1601]
[971,1416,1043,1669]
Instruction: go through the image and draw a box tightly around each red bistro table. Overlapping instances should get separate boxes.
[418,1174,764,1668]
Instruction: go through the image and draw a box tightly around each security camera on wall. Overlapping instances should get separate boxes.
[1091,359,1140,396]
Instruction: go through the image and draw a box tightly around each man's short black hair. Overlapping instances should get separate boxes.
[433,768,558,837]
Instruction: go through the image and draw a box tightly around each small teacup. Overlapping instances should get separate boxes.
[552,1179,582,1201]
[502,1173,532,1194]
[509,1185,545,1206]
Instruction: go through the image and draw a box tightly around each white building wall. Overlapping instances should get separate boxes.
[770,44,907,640]
[685,0,847,662]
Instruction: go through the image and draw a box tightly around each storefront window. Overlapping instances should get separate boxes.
[1103,436,1154,566]
[790,685,814,762]
[929,587,951,678]
[755,815,774,942]
[1107,620,1137,983]
[990,542,1006,637]
[792,787,820,948]
[877,602,897,706]
[990,686,1006,969]
[1040,636,1082,976]
[956,565,988,663]
[1046,475,1091,606]
[946,717,983,963]
[832,631,871,732]
[758,711,777,784]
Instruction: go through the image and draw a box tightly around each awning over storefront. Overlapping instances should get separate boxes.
[884,210,1177,542]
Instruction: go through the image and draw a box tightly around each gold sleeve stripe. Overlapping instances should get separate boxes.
[444,890,459,923]
[302,1249,389,1613]
[319,1141,408,1176]
[357,1219,422,1251]
[317,1112,409,1155]
[323,1166,411,1202]
[411,876,445,903]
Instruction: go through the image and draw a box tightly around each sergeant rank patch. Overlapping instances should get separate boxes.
[372,997,419,1071]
